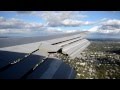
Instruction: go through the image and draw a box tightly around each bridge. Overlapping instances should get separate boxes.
[0,31,90,79]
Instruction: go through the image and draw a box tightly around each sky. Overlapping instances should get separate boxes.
[0,11,120,38]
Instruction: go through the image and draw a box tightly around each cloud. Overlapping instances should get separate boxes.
[62,19,82,26]
[0,29,32,34]
[39,11,74,27]
[100,19,120,30]
[0,11,94,36]
[0,17,43,34]
[88,19,120,34]
[45,27,64,33]
[44,27,78,34]
[0,16,79,35]
[61,19,93,26]
[0,17,6,22]
[34,11,89,27]
[65,30,78,33]
[15,11,92,27]
[0,18,26,29]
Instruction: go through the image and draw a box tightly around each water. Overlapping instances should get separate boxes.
[0,31,84,48]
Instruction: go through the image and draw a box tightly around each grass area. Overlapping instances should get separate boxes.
[55,41,120,79]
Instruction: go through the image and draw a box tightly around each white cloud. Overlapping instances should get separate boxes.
[0,29,32,34]
[0,17,43,34]
[100,18,108,21]
[45,27,64,33]
[102,19,120,25]
[0,17,79,35]
[45,27,78,34]
[0,11,95,36]
[65,30,78,33]
[33,11,90,27]
[88,19,120,34]
[62,19,82,26]
[0,17,6,22]
[15,11,93,27]
[62,19,93,26]
[39,11,74,27]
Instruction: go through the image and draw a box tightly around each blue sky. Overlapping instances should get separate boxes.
[0,11,120,38]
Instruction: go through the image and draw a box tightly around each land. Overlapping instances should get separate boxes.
[56,39,120,79]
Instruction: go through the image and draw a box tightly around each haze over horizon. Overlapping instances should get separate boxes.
[0,11,120,39]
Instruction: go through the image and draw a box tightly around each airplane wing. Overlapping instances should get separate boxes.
[0,31,90,79]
